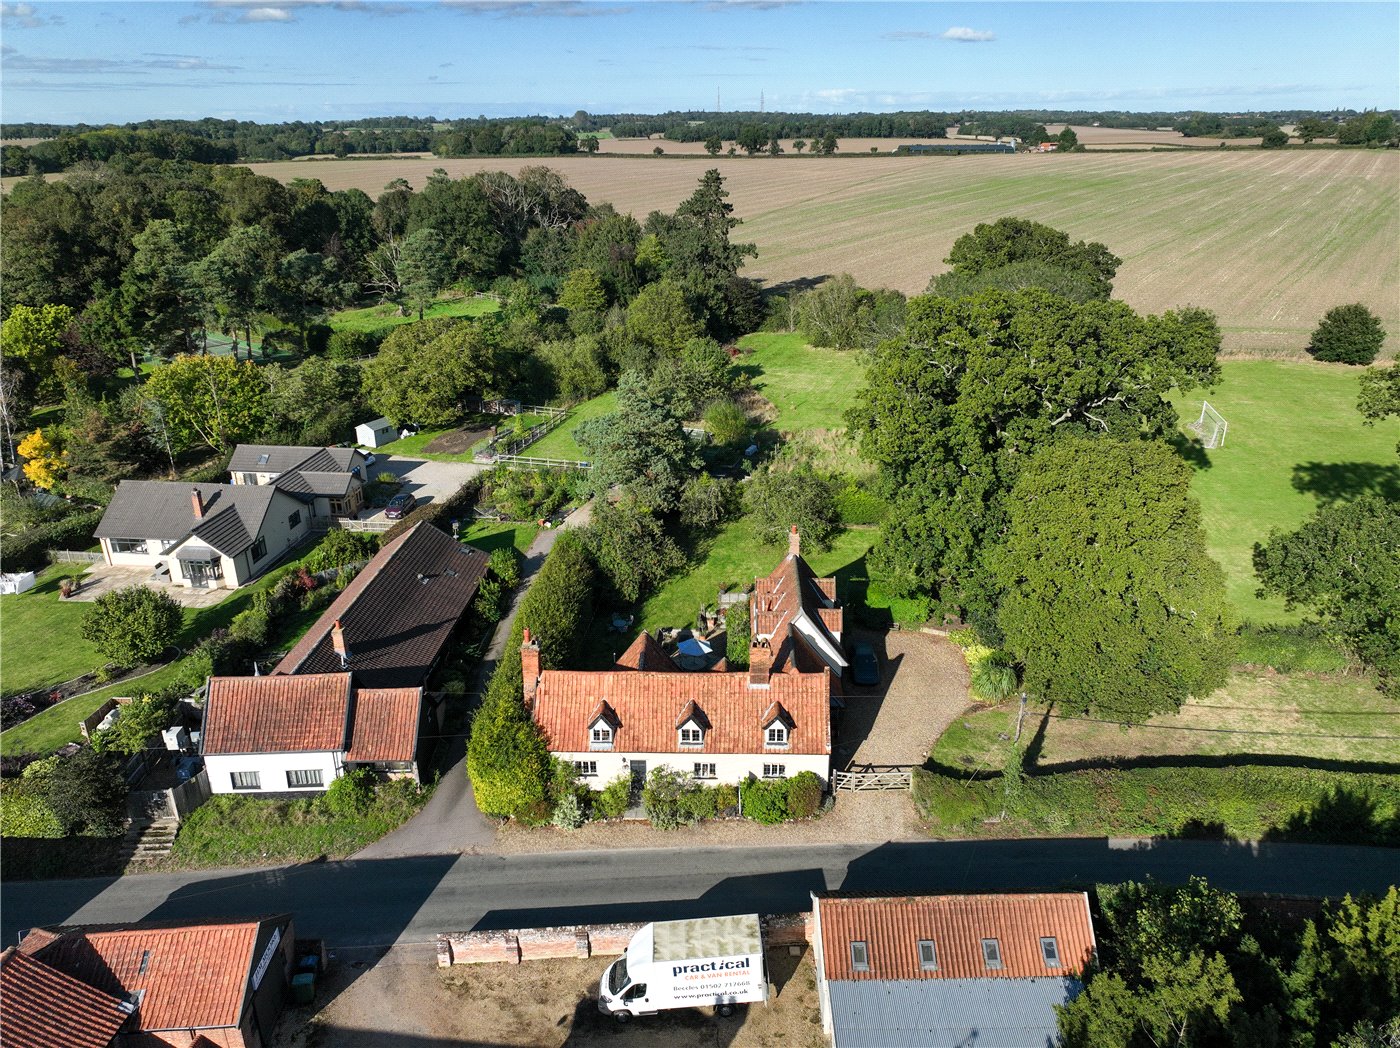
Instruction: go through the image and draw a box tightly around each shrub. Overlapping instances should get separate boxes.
[327,329,373,361]
[711,782,739,814]
[594,774,632,820]
[324,768,377,817]
[680,474,738,529]
[228,605,271,648]
[376,470,398,485]
[81,584,182,668]
[643,767,703,830]
[742,777,790,824]
[678,785,719,822]
[785,771,824,820]
[43,747,127,837]
[385,477,484,542]
[703,399,749,447]
[488,546,521,589]
[1308,304,1386,365]
[971,659,1019,703]
[92,688,182,756]
[552,792,586,830]
[1,694,49,731]
[475,576,506,622]
[0,508,102,574]
[0,782,64,838]
[726,600,751,669]
[302,529,378,574]
[744,460,839,552]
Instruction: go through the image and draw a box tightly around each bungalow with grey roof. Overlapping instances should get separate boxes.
[227,443,370,519]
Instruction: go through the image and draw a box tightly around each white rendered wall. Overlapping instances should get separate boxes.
[205,750,344,795]
[555,749,829,788]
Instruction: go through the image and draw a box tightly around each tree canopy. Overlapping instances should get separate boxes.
[1253,494,1400,694]
[941,216,1122,300]
[847,283,1221,631]
[359,317,502,428]
[1307,303,1387,365]
[992,438,1234,721]
[143,353,270,452]
[574,370,699,512]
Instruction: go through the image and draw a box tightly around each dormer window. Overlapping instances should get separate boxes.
[674,701,710,750]
[590,723,613,749]
[766,723,789,747]
[679,724,704,747]
[761,701,793,749]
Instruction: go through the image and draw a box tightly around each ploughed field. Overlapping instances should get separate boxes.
[237,149,1399,357]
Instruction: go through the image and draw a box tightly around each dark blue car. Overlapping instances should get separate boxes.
[851,641,880,687]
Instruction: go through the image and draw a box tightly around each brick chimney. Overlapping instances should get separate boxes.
[331,620,350,664]
[749,637,772,687]
[788,525,800,559]
[521,628,541,709]
[191,487,205,520]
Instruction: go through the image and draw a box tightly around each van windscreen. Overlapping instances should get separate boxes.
[608,957,629,995]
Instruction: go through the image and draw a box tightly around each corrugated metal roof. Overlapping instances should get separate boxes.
[816,893,1096,981]
[827,977,1079,1048]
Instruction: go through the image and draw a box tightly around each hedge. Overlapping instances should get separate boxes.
[384,475,484,542]
[0,509,103,573]
[467,531,596,819]
[913,765,1400,844]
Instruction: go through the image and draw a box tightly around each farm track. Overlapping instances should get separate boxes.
[236,151,1394,355]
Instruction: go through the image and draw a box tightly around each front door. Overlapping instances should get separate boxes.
[628,760,647,805]
[186,559,223,588]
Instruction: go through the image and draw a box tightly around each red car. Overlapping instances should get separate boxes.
[384,492,417,519]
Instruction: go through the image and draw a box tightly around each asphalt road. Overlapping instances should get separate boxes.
[6,839,1398,950]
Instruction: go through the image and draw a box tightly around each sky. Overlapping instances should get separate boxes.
[2,1,1397,125]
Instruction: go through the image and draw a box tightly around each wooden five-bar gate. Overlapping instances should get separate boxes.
[831,764,915,791]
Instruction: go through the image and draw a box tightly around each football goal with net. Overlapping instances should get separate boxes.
[1187,401,1229,448]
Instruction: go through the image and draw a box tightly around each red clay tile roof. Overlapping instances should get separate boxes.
[203,673,352,754]
[345,688,423,763]
[615,632,679,672]
[751,554,845,670]
[534,664,831,755]
[1,947,128,1048]
[275,522,489,689]
[24,917,285,1033]
[815,893,1096,981]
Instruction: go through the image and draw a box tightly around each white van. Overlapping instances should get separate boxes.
[598,914,769,1022]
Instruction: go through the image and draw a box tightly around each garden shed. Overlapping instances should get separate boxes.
[355,417,397,448]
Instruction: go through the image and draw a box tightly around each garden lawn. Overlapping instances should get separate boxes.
[0,539,344,757]
[328,294,498,336]
[525,392,618,462]
[1,566,103,696]
[637,518,876,633]
[932,669,1400,769]
[461,520,540,557]
[736,332,866,432]
[1168,360,1400,623]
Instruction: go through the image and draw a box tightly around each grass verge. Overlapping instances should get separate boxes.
[913,764,1400,844]
[160,781,430,870]
[328,294,499,336]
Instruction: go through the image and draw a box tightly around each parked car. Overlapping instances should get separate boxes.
[384,492,417,519]
[851,641,881,687]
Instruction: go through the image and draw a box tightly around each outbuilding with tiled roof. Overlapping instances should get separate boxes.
[810,891,1097,1047]
[12,914,295,1048]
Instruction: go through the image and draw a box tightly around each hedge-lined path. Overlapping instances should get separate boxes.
[353,502,594,859]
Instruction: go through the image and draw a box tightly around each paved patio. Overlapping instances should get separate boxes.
[65,564,233,609]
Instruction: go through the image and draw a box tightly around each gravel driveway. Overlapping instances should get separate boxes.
[363,456,483,521]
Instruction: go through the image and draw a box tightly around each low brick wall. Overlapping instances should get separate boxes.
[437,913,812,968]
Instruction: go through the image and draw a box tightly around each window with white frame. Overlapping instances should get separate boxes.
[982,938,1003,970]
[765,723,789,747]
[230,771,261,791]
[850,941,870,971]
[110,538,146,554]
[693,763,717,779]
[762,763,785,779]
[1040,936,1061,968]
[918,939,938,971]
[286,769,323,788]
[574,761,598,777]
[679,724,704,747]
[590,722,613,749]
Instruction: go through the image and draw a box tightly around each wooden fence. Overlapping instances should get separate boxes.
[490,454,592,471]
[832,764,915,792]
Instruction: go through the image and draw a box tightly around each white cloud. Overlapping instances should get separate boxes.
[242,6,295,20]
[941,26,995,43]
[882,30,934,41]
[1,2,61,28]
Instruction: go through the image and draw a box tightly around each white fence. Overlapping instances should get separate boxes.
[491,454,592,471]
[311,517,396,533]
[48,549,104,564]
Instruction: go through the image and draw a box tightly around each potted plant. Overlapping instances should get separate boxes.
[58,576,76,599]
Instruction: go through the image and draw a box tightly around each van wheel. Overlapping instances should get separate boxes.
[718,1004,736,1018]
[613,1012,631,1024]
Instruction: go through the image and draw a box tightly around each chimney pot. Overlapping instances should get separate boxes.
[749,637,773,687]
[191,487,205,520]
[788,525,800,558]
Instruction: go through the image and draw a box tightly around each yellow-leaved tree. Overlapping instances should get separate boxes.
[18,429,65,490]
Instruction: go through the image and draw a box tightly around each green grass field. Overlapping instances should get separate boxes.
[328,294,499,336]
[1170,360,1400,622]
[736,332,866,432]
[0,566,103,697]
[525,391,618,461]
[461,520,539,557]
